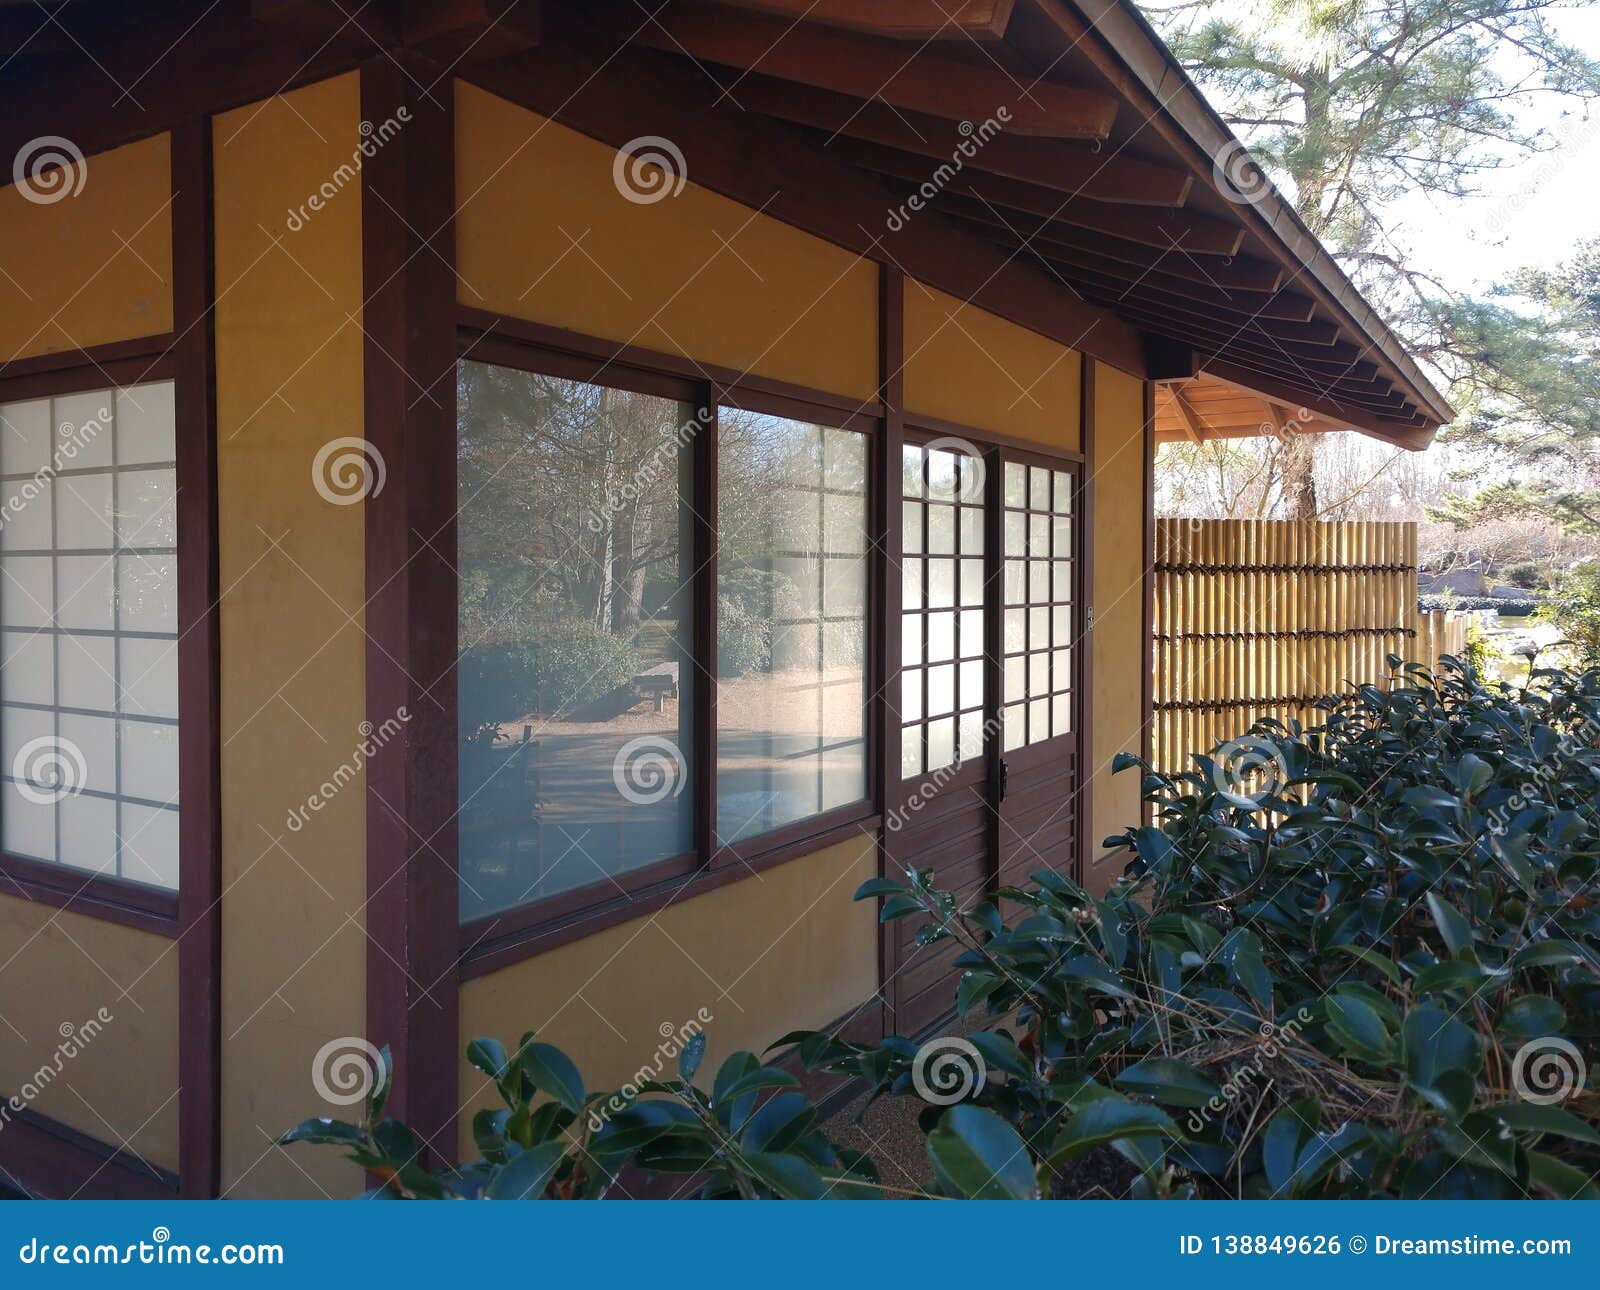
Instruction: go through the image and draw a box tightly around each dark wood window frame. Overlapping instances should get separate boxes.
[455,314,885,977]
[0,344,198,938]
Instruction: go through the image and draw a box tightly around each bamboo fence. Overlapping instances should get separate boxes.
[1151,519,1419,773]
[1412,606,1493,667]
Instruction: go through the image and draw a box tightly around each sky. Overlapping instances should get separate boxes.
[1384,5,1600,290]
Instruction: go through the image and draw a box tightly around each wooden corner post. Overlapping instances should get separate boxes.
[360,56,461,1163]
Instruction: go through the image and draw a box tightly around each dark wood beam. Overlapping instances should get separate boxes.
[1039,256,1318,324]
[939,198,1285,292]
[1097,299,1381,371]
[0,4,386,164]
[709,0,1017,40]
[731,72,1191,205]
[1161,385,1205,442]
[625,0,1118,139]
[463,7,1149,374]
[1202,360,1433,445]
[1144,336,1198,383]
[250,0,540,62]
[401,0,540,62]
[361,52,462,1166]
[839,138,1244,253]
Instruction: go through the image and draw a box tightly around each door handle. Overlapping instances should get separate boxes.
[993,757,1009,804]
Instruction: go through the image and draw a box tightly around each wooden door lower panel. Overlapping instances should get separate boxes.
[885,769,990,1035]
[997,749,1077,890]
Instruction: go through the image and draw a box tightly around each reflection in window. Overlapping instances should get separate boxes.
[716,410,867,845]
[456,362,696,920]
[0,383,180,890]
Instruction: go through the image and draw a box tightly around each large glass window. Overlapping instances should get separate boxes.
[0,382,180,890]
[715,410,868,844]
[456,362,696,920]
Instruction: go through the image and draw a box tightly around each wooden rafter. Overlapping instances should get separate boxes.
[1162,386,1204,445]
[732,72,1191,205]
[853,146,1243,253]
[710,0,1018,40]
[1039,256,1318,323]
[626,0,1119,139]
[939,200,1286,292]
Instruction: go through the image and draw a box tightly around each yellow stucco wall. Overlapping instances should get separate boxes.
[454,82,878,401]
[0,134,173,363]
[904,280,1082,452]
[0,902,180,1172]
[459,835,878,1157]
[213,74,367,1199]
[0,125,180,1174]
[1087,362,1149,893]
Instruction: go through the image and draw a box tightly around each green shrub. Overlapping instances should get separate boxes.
[288,658,1600,1200]
[804,657,1600,1198]
[281,1032,880,1199]
[1538,559,1600,667]
[715,592,772,678]
[458,619,642,740]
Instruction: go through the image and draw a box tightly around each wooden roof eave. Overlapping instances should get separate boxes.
[1010,0,1451,437]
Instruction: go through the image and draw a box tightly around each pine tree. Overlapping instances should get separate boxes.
[1143,0,1600,523]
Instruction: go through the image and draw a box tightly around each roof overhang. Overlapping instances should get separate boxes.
[0,0,1452,448]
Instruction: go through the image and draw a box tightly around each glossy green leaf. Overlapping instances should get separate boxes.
[1048,1097,1179,1164]
[518,1041,586,1116]
[927,1105,1037,1199]
[487,1141,568,1200]
[1112,1057,1221,1108]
